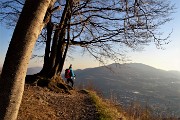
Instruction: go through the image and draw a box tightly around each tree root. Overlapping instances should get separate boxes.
[25,75,73,94]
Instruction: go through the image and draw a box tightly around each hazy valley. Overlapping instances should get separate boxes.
[74,63,180,117]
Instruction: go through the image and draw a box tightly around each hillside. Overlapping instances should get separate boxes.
[1,63,180,119]
[17,63,180,118]
[17,85,99,120]
[74,63,180,117]
[17,84,126,120]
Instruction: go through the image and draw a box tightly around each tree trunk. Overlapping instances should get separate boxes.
[47,31,66,78]
[48,29,59,71]
[39,22,53,75]
[58,7,72,73]
[40,0,71,78]
[0,0,55,119]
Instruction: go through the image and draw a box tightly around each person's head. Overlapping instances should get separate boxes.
[69,64,72,68]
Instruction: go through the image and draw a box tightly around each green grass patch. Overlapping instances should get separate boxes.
[87,90,125,120]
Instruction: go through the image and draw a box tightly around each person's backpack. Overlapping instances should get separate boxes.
[65,69,71,78]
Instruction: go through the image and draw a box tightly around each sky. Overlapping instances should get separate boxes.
[0,0,180,71]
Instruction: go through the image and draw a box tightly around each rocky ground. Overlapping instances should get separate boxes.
[17,84,99,120]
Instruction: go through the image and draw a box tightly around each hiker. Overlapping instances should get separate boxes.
[65,64,75,87]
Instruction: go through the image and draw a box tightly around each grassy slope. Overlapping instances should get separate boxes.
[86,90,179,120]
[86,90,126,120]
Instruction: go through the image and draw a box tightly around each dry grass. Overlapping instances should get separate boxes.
[87,89,180,120]
[86,90,126,120]
[80,81,180,120]
[123,102,179,120]
[81,82,179,120]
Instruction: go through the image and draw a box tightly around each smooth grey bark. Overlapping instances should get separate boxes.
[0,0,56,119]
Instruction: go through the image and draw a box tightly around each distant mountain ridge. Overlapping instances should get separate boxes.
[0,67,42,75]
[74,63,180,117]
[27,67,42,75]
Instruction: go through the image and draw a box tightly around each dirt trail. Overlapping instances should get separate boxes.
[17,85,99,120]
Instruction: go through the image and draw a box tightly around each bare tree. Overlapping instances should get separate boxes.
[0,0,56,119]
[39,0,174,78]
[0,0,174,80]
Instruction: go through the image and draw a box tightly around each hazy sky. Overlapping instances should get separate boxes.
[0,0,180,71]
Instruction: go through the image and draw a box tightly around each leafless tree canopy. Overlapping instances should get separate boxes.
[0,0,174,64]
